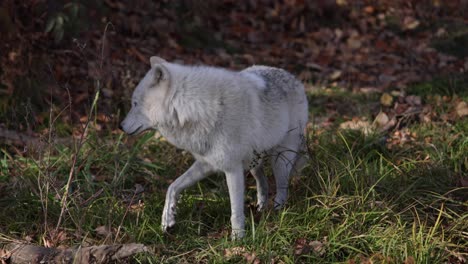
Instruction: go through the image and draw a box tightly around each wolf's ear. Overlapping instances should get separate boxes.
[153,64,170,85]
[150,56,167,67]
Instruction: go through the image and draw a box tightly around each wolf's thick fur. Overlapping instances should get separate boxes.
[121,57,308,238]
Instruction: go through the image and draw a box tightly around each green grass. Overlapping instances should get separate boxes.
[407,74,468,100]
[0,79,467,263]
[431,24,468,59]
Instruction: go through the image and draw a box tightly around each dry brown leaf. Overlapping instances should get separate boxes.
[336,0,348,6]
[395,103,410,115]
[95,225,113,237]
[380,93,393,107]
[8,51,18,62]
[294,238,309,255]
[374,112,389,128]
[224,246,259,263]
[309,240,326,256]
[334,29,344,40]
[405,95,422,106]
[404,256,415,264]
[243,252,259,264]
[305,62,323,71]
[359,254,373,264]
[347,36,362,49]
[339,120,373,135]
[0,248,11,264]
[299,70,313,82]
[434,27,447,37]
[43,237,53,248]
[402,17,420,30]
[455,101,468,117]
[224,246,246,258]
[391,90,403,97]
[329,70,342,81]
[359,87,380,93]
[363,6,374,14]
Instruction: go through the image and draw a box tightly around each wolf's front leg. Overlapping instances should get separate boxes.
[225,166,246,239]
[162,160,213,232]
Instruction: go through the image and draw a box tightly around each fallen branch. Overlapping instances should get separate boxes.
[2,243,148,264]
[0,127,72,148]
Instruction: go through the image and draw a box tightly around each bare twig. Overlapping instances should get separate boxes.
[55,22,114,232]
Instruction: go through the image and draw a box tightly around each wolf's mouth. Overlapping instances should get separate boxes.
[128,125,143,136]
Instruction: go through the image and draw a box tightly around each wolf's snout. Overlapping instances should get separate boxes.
[118,123,123,131]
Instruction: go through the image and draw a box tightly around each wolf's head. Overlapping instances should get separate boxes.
[120,56,172,135]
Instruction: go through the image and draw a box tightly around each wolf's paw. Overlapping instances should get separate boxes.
[256,200,267,212]
[256,193,268,212]
[161,219,175,233]
[230,215,245,240]
[162,223,176,234]
[231,229,246,240]
[161,206,176,232]
[273,198,286,210]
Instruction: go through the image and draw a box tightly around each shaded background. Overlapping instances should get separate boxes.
[1,0,467,135]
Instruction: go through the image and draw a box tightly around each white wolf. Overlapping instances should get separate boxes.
[120,56,308,239]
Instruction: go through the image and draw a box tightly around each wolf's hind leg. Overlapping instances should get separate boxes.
[162,160,213,232]
[250,161,268,211]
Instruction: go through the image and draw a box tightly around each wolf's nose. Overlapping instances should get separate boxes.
[118,124,123,130]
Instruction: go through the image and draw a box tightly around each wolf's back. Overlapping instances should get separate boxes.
[242,66,304,94]
[242,65,308,123]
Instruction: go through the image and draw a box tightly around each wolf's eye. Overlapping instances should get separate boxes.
[133,102,137,107]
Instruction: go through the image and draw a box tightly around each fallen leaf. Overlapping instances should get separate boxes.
[380,93,393,106]
[404,256,415,264]
[347,36,362,49]
[95,225,112,237]
[363,6,374,14]
[455,101,468,117]
[334,29,344,40]
[359,87,380,93]
[8,51,18,62]
[374,112,389,128]
[0,248,11,264]
[391,90,403,97]
[224,246,259,263]
[224,246,246,258]
[329,70,342,80]
[402,17,420,30]
[243,251,259,264]
[395,103,410,115]
[305,62,323,71]
[435,28,447,37]
[294,238,309,255]
[405,95,422,106]
[309,240,326,256]
[339,119,373,135]
[299,70,313,82]
[359,254,373,264]
[336,0,347,6]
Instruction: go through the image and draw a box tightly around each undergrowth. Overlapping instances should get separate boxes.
[0,78,467,263]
